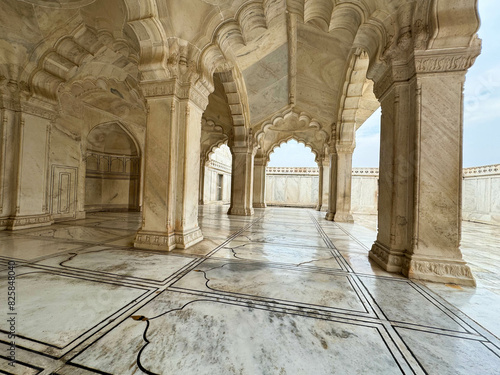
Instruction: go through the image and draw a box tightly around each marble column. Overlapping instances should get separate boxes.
[325,151,337,221]
[334,144,354,222]
[228,126,255,216]
[315,156,324,211]
[0,98,55,230]
[198,154,207,205]
[253,156,267,208]
[134,80,209,251]
[369,47,480,286]
[321,156,330,212]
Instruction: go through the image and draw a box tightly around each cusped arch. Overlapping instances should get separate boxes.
[267,136,320,165]
[206,139,229,161]
[336,49,379,145]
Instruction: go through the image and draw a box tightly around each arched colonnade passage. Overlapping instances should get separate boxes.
[0,0,480,286]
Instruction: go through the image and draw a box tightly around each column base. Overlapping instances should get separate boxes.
[334,212,354,223]
[315,204,322,211]
[1,214,54,231]
[253,203,267,208]
[402,256,476,287]
[369,241,405,273]
[325,212,335,221]
[174,227,203,249]
[228,206,254,216]
[134,230,176,251]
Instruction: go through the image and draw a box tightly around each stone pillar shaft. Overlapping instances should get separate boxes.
[253,157,267,208]
[369,48,479,286]
[334,146,354,222]
[199,155,207,205]
[321,157,330,212]
[228,147,255,216]
[325,152,337,221]
[134,81,208,251]
[315,157,323,211]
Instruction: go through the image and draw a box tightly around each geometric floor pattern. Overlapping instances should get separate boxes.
[0,206,499,374]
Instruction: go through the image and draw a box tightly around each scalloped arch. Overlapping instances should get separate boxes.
[206,138,230,161]
[267,136,320,165]
[336,49,379,143]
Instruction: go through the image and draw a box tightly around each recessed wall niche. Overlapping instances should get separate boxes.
[85,122,140,212]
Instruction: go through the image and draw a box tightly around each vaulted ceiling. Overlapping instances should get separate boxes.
[0,0,480,153]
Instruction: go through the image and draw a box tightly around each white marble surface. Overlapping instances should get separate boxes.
[0,207,499,374]
[72,291,402,375]
[266,174,319,207]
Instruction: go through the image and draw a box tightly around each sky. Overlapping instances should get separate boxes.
[270,0,499,168]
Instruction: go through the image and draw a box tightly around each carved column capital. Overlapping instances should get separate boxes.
[140,79,210,111]
[414,45,481,74]
[336,144,355,154]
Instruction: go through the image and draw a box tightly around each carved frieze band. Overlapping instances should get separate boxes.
[20,99,58,120]
[141,79,210,110]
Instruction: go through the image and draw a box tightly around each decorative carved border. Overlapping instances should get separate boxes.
[2,214,54,230]
[134,231,176,251]
[402,258,476,286]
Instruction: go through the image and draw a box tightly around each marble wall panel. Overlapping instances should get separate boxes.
[351,176,378,214]
[285,177,300,203]
[266,175,319,206]
[50,165,78,220]
[463,174,500,226]
[18,114,50,216]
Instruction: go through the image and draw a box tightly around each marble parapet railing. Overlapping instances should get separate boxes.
[206,160,232,174]
[463,164,500,177]
[266,167,319,175]
[352,168,379,177]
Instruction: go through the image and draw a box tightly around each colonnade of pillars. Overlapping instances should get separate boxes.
[133,46,478,286]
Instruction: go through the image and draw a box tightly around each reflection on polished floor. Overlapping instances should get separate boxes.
[1,206,499,374]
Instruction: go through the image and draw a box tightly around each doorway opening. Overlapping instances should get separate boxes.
[266,139,319,208]
[202,143,232,205]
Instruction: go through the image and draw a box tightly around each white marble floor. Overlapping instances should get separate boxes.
[1,206,499,374]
